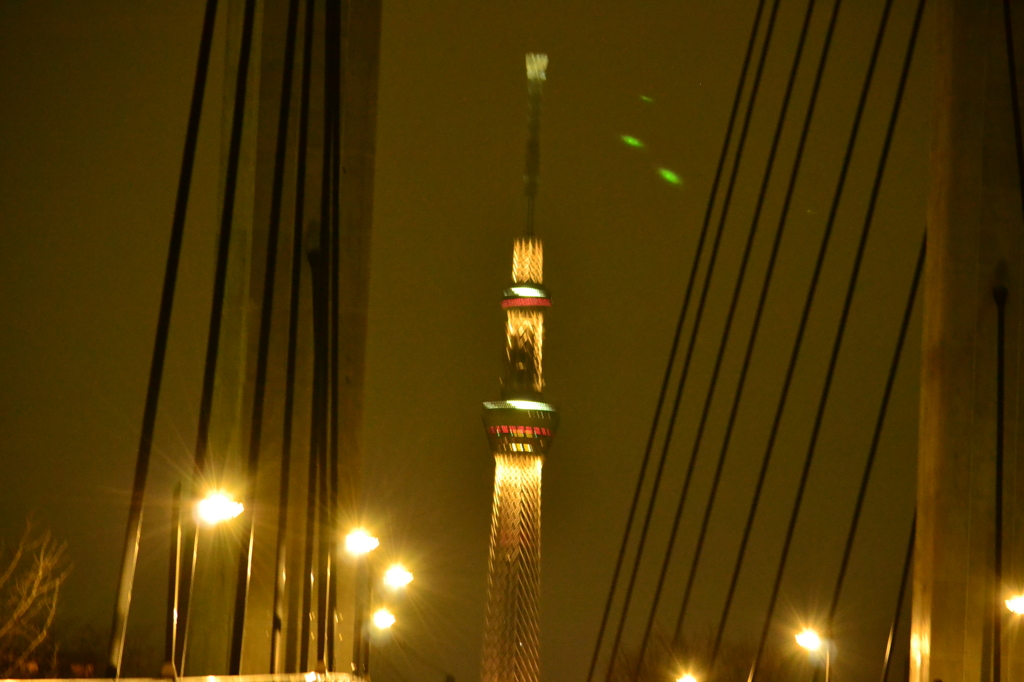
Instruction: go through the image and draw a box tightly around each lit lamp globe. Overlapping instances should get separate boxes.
[383,564,414,589]
[372,608,396,630]
[197,492,244,525]
[1006,595,1024,614]
[796,629,823,652]
[345,529,380,556]
[677,674,698,682]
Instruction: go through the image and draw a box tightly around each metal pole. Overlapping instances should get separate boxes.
[163,484,182,677]
[174,506,199,673]
[105,0,219,674]
[362,568,374,677]
[300,228,324,670]
[351,557,366,674]
[994,285,1008,682]
[880,520,915,682]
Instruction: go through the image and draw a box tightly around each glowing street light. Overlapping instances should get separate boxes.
[796,628,831,682]
[372,608,396,630]
[383,564,414,589]
[1006,595,1024,614]
[676,674,697,682]
[197,492,244,525]
[796,628,823,652]
[345,529,380,555]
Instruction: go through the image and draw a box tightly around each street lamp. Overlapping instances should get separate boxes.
[796,628,830,682]
[347,528,380,677]
[796,628,822,651]
[164,489,244,677]
[383,564,414,589]
[345,528,379,555]
[676,674,697,682]
[196,491,244,525]
[1007,595,1024,614]
[372,608,396,630]
[346,531,415,678]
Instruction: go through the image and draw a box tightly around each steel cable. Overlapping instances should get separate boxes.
[584,2,769,679]
[270,0,315,671]
[746,1,925,678]
[173,0,259,673]
[703,0,897,668]
[601,1,786,678]
[629,0,822,676]
[821,236,924,644]
[669,0,849,661]
[228,0,302,671]
[326,0,346,664]
[315,0,343,664]
[879,518,914,682]
[105,0,219,673]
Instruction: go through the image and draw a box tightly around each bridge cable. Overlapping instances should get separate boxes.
[702,0,897,668]
[879,517,915,682]
[316,0,342,665]
[816,235,924,673]
[601,1,787,678]
[628,0,822,677]
[228,0,300,671]
[269,0,316,671]
[584,1,770,679]
[104,0,220,674]
[668,0,849,660]
[171,0,259,674]
[746,1,926,679]
[1005,0,1024,223]
[326,0,346,666]
[301,2,333,667]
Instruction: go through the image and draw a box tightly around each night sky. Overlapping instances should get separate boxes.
[0,1,931,681]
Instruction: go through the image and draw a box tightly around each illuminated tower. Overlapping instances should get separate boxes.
[480,54,558,682]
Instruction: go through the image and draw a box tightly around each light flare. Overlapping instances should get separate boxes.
[197,492,244,525]
[372,608,396,629]
[384,564,414,589]
[345,529,379,555]
[796,628,823,651]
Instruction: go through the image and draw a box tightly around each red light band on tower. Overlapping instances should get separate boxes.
[501,297,551,309]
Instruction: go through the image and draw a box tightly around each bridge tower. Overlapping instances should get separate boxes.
[914,1,1024,680]
[480,53,559,682]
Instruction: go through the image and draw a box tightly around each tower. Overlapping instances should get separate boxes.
[481,53,558,682]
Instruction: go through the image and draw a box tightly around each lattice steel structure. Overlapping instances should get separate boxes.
[481,54,558,682]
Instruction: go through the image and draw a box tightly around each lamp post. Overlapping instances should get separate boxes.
[344,529,415,677]
[161,484,183,679]
[796,628,830,682]
[163,489,243,676]
[345,529,379,675]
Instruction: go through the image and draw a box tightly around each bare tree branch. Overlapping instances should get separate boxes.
[0,523,70,677]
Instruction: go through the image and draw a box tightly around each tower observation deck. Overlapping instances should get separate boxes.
[480,54,558,682]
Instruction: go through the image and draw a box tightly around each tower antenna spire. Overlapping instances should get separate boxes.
[480,52,557,682]
[524,53,547,237]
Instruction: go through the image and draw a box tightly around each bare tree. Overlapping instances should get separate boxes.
[0,523,71,677]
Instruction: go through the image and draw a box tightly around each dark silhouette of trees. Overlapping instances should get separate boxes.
[0,523,70,677]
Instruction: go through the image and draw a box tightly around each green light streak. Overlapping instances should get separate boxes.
[620,135,644,148]
[641,95,654,103]
[658,168,682,185]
